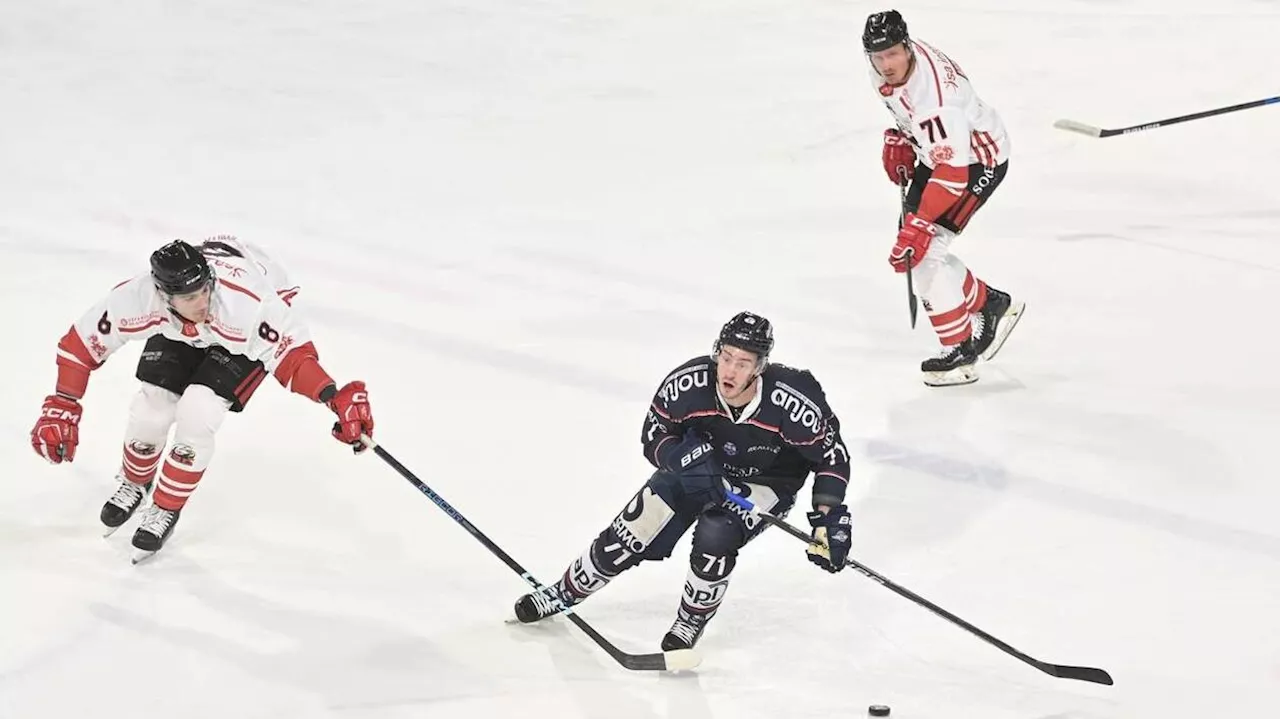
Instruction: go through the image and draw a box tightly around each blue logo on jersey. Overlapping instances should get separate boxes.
[723,442,738,456]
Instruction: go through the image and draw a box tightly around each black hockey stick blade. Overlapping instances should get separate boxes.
[1054,96,1279,138]
[1036,661,1114,685]
[564,613,700,671]
[360,435,701,672]
[726,494,1113,685]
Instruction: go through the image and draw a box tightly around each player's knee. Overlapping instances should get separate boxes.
[128,383,180,438]
[692,511,745,556]
[915,229,958,293]
[588,525,647,577]
[604,475,682,561]
[689,511,745,580]
[173,385,231,445]
[915,255,949,294]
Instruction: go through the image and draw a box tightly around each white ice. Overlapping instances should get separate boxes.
[2,0,1278,717]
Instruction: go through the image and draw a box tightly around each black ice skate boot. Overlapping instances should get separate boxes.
[661,602,717,651]
[130,504,181,564]
[100,475,153,537]
[970,286,1025,362]
[513,580,581,624]
[921,338,979,387]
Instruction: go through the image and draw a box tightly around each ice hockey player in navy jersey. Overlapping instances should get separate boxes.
[513,312,855,650]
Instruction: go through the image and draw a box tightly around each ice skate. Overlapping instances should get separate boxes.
[100,475,153,537]
[130,504,181,564]
[512,581,578,624]
[971,286,1025,362]
[921,338,979,387]
[661,603,717,651]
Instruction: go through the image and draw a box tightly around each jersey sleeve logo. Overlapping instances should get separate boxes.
[274,333,295,359]
[87,334,109,360]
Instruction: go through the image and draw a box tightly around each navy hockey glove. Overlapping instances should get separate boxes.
[806,505,852,573]
[662,431,726,510]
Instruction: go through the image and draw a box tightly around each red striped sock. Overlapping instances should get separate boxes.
[929,303,973,345]
[962,270,988,314]
[152,446,206,511]
[121,441,162,485]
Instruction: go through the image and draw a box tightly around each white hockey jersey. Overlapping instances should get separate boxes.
[870,39,1010,170]
[54,236,329,402]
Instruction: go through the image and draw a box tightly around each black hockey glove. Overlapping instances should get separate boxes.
[665,430,726,511]
[806,505,852,573]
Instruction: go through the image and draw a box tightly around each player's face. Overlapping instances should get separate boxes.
[168,284,212,323]
[716,345,760,404]
[871,43,911,84]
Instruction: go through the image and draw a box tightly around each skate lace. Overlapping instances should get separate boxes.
[668,616,702,645]
[970,312,986,341]
[137,505,176,536]
[530,586,564,617]
[933,343,961,359]
[108,479,146,509]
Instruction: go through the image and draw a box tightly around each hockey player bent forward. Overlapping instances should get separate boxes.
[514,312,854,650]
[29,237,376,562]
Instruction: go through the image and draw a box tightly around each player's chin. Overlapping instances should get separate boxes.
[720,380,739,396]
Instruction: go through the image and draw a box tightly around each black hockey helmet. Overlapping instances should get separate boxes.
[150,239,213,296]
[713,311,774,368]
[863,10,909,53]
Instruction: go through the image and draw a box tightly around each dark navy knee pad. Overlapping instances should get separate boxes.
[689,510,747,581]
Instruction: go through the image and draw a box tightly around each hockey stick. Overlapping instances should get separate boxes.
[359,435,701,672]
[897,169,918,329]
[1053,96,1280,138]
[726,493,1114,685]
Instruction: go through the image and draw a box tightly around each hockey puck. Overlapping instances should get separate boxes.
[868,705,891,717]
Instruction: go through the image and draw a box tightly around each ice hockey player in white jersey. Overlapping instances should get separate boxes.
[866,10,1025,386]
[29,236,376,562]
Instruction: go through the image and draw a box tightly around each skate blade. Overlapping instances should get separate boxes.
[923,365,978,387]
[102,524,124,538]
[130,548,158,565]
[981,301,1025,362]
[504,614,556,626]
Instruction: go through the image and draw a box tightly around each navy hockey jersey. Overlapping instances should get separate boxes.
[641,356,852,507]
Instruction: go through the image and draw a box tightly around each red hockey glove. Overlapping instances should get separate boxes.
[31,394,82,464]
[882,128,915,185]
[888,213,936,273]
[328,381,374,453]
